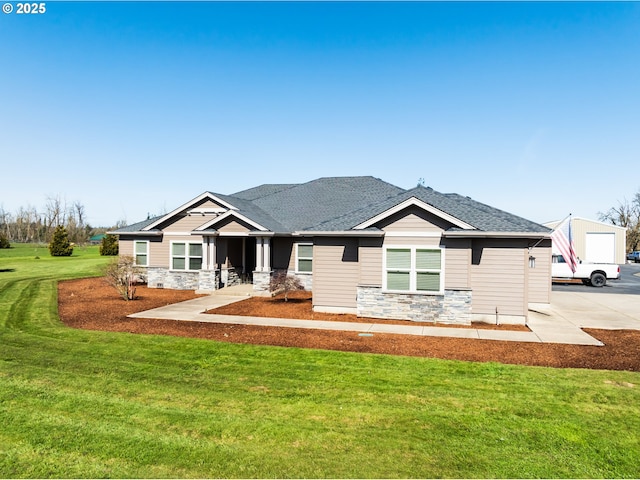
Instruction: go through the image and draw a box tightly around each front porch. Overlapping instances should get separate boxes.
[198,234,274,294]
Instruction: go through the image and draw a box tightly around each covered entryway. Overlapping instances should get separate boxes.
[214,236,257,287]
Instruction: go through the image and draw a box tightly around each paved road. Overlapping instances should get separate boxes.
[553,263,640,295]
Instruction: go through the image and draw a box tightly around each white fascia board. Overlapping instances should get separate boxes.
[110,230,162,236]
[143,192,238,231]
[354,197,476,231]
[384,231,442,237]
[194,210,268,232]
[443,231,551,239]
[292,230,385,237]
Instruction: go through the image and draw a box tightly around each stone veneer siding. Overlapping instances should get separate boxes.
[197,269,219,292]
[147,267,199,290]
[252,271,272,294]
[356,286,472,325]
[292,272,312,290]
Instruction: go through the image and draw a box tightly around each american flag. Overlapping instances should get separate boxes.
[551,216,578,273]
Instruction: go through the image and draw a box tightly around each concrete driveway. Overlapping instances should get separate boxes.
[544,291,640,330]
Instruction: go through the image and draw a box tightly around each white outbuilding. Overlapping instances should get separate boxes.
[544,217,627,265]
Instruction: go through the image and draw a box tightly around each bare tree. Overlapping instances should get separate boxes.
[599,191,640,252]
[44,194,66,232]
[0,206,12,239]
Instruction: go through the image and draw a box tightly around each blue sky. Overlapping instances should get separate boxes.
[1,1,639,227]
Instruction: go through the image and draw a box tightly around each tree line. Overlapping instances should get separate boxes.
[0,195,119,245]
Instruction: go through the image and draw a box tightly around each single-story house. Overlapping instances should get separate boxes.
[544,217,626,265]
[111,176,552,325]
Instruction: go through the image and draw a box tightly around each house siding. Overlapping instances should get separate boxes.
[352,208,472,324]
[442,238,471,289]
[358,237,383,286]
[376,206,453,232]
[313,237,359,312]
[216,218,251,234]
[162,214,213,232]
[470,239,527,318]
[528,240,552,304]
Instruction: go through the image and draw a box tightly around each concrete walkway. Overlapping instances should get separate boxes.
[129,288,640,346]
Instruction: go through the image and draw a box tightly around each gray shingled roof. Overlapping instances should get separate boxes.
[213,192,290,232]
[299,185,550,233]
[232,184,296,201]
[117,176,549,234]
[111,215,163,233]
[232,176,404,231]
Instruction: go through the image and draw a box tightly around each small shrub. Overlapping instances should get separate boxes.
[100,234,119,256]
[49,225,73,257]
[269,270,304,301]
[0,234,9,249]
[104,255,142,301]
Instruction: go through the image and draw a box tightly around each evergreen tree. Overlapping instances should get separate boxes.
[99,234,119,256]
[0,234,9,249]
[49,225,73,257]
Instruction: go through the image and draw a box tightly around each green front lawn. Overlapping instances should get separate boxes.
[1,244,639,478]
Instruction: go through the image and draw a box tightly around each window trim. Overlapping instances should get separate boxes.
[383,245,444,294]
[170,241,203,271]
[295,243,313,274]
[133,240,149,267]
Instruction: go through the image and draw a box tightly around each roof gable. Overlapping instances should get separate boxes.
[354,197,476,231]
[143,192,238,231]
[194,210,269,233]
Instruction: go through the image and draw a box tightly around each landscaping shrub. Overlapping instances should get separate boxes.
[0,234,9,249]
[100,234,119,256]
[104,255,142,301]
[269,270,305,301]
[48,225,74,257]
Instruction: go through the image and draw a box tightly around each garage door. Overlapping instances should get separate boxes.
[585,232,615,263]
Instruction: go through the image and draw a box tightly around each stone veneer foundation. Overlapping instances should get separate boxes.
[356,286,472,325]
[147,267,200,290]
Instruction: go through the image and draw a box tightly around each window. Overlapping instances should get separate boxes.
[134,241,148,266]
[385,247,443,293]
[171,242,203,271]
[297,244,313,273]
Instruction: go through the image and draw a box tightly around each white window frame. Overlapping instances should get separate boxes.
[383,245,444,294]
[295,243,313,274]
[133,240,149,267]
[170,241,203,271]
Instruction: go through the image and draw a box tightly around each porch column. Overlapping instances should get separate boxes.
[255,237,263,272]
[263,237,271,272]
[202,237,209,270]
[209,236,217,270]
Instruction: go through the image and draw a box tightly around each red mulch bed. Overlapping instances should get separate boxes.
[58,278,640,372]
